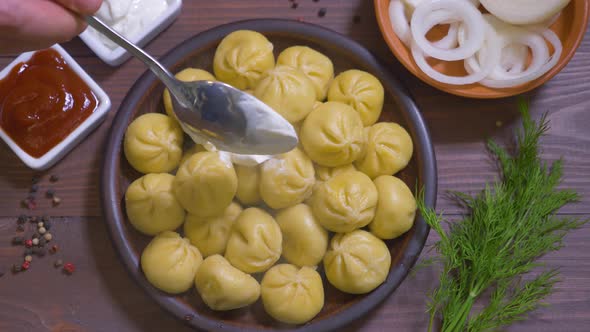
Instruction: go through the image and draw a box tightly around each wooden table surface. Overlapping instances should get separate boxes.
[1,1,589,331]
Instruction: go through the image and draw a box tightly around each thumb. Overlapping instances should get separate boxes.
[52,0,102,15]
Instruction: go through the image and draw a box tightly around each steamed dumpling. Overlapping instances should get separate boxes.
[259,148,315,209]
[224,208,282,273]
[276,204,328,267]
[195,255,260,311]
[300,101,366,167]
[323,230,391,294]
[179,144,207,167]
[125,173,185,236]
[369,176,417,240]
[254,65,316,124]
[277,46,334,101]
[173,151,238,217]
[184,202,243,257]
[313,163,357,192]
[141,231,203,294]
[311,170,378,233]
[261,264,324,324]
[355,122,413,179]
[327,69,384,126]
[163,68,216,119]
[124,113,184,174]
[235,165,262,205]
[213,30,275,90]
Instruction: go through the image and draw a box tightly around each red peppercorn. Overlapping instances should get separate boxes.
[63,262,75,274]
[22,261,30,270]
[24,239,33,248]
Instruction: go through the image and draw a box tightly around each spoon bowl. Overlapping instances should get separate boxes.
[85,15,298,155]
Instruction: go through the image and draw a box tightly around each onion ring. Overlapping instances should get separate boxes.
[389,0,412,47]
[411,0,485,61]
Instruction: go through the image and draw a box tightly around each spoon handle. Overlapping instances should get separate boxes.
[85,16,177,87]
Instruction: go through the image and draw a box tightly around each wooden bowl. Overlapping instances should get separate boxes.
[101,19,437,332]
[374,0,590,99]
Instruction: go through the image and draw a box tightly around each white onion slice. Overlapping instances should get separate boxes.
[432,22,460,50]
[412,23,501,85]
[497,45,528,75]
[479,30,562,88]
[411,0,486,61]
[390,0,412,47]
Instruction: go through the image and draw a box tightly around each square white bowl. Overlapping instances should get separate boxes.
[0,44,111,171]
[79,0,183,67]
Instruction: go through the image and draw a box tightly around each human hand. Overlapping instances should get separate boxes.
[0,0,102,54]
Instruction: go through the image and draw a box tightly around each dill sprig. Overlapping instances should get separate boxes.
[418,100,587,332]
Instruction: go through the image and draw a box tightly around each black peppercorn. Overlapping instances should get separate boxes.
[17,214,27,224]
[12,236,24,245]
[32,233,39,239]
[12,264,22,273]
[54,259,63,268]
[30,184,39,193]
[318,8,327,17]
[46,189,55,198]
[16,224,25,232]
[31,176,40,184]
[291,2,298,9]
[44,220,52,230]
[42,215,49,222]
[50,174,59,182]
[39,238,47,247]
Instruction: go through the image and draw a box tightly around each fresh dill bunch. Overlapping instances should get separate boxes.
[418,100,587,332]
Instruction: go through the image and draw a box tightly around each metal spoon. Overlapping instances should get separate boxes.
[85,16,298,155]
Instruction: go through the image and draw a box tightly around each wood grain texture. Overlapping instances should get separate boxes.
[0,0,589,331]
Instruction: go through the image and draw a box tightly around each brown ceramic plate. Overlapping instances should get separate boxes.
[101,19,437,332]
[374,0,590,99]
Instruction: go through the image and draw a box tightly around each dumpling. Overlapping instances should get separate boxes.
[323,230,391,294]
[179,144,207,167]
[300,102,366,167]
[173,151,238,217]
[261,264,324,324]
[140,231,203,294]
[311,170,378,233]
[123,113,184,174]
[327,69,384,126]
[369,176,417,240]
[235,164,262,205]
[195,255,260,311]
[355,122,413,179]
[184,202,243,257]
[224,208,282,273]
[254,65,316,124]
[125,173,185,236]
[213,30,275,90]
[277,46,334,101]
[259,148,315,209]
[163,68,216,120]
[312,164,357,194]
[275,204,328,267]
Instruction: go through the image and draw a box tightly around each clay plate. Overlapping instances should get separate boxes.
[101,19,437,332]
[374,0,590,99]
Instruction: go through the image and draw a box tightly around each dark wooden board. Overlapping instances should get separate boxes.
[0,1,589,331]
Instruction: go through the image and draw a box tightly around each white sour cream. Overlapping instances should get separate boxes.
[91,0,169,50]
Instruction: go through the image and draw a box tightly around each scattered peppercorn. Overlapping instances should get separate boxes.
[46,189,55,198]
[44,220,51,230]
[25,255,33,262]
[17,215,27,224]
[39,238,47,246]
[50,174,59,182]
[291,2,298,9]
[39,227,47,235]
[21,261,30,270]
[12,236,24,245]
[12,264,22,273]
[16,224,25,232]
[32,238,39,246]
[31,176,40,184]
[32,233,39,239]
[49,245,58,254]
[63,262,75,274]
[37,222,44,228]
[24,248,33,256]
[25,239,33,247]
[31,216,38,223]
[52,197,61,206]
[353,15,361,24]
[54,259,63,268]
[318,8,327,17]
[44,233,53,242]
[30,184,39,193]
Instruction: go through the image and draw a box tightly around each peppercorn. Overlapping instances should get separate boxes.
[39,227,47,234]
[37,222,44,228]
[16,224,25,232]
[44,220,51,230]
[30,184,39,193]
[21,261,30,270]
[17,214,27,224]
[12,264,22,273]
[44,233,53,242]
[25,255,33,262]
[38,237,46,246]
[12,236,24,245]
[21,200,28,208]
[32,238,39,246]
[24,248,33,256]
[50,174,59,182]
[54,259,63,268]
[32,233,39,239]
[63,262,75,274]
[27,199,36,210]
[30,216,38,223]
[31,176,40,184]
[291,2,298,9]
[41,215,48,222]
[49,245,58,254]
[318,8,327,17]
[52,197,61,206]
[46,189,55,198]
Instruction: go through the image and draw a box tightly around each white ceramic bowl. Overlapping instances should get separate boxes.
[79,0,183,66]
[0,44,111,171]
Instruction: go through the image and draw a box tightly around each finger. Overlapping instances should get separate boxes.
[0,0,86,53]
[52,0,102,15]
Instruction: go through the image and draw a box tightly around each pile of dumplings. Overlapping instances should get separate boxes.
[122,29,417,325]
